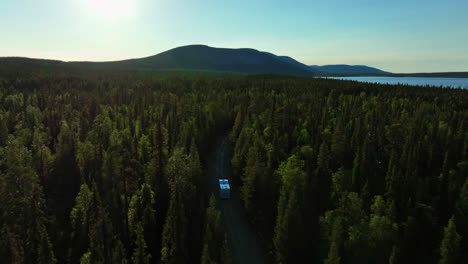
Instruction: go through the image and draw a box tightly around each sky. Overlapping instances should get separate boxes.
[1,0,468,72]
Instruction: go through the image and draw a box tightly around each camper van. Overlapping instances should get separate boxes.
[219,179,230,199]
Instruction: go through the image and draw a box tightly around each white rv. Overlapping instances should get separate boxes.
[219,179,230,199]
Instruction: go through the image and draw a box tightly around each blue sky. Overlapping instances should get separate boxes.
[1,0,467,72]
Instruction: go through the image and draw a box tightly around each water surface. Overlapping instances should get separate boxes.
[328,76,468,89]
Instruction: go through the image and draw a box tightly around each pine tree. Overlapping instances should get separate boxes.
[112,239,128,264]
[273,155,306,263]
[36,224,58,264]
[455,176,468,262]
[331,118,347,167]
[87,183,114,263]
[138,134,151,164]
[200,195,224,263]
[132,223,151,264]
[161,148,195,264]
[324,218,342,264]
[80,251,91,264]
[69,182,114,264]
[128,183,156,238]
[240,140,264,214]
[316,141,332,213]
[230,110,243,142]
[189,138,203,190]
[200,244,211,264]
[367,196,395,263]
[438,216,461,264]
[0,117,8,146]
[128,183,156,258]
[69,183,93,263]
[0,226,25,264]
[0,136,56,263]
[388,245,399,264]
[331,167,347,199]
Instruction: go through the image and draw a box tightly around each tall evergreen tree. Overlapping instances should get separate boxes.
[201,195,225,263]
[132,223,151,264]
[324,218,342,264]
[128,183,157,258]
[240,138,265,214]
[438,216,461,264]
[0,117,8,146]
[161,148,195,264]
[0,136,56,264]
[273,155,306,263]
[455,176,468,262]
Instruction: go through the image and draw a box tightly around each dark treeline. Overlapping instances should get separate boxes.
[0,70,467,264]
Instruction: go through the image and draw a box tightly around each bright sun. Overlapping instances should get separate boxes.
[82,0,134,19]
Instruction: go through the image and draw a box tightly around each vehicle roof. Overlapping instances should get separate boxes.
[219,179,230,189]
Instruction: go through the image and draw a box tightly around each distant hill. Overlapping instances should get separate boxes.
[309,64,388,74]
[2,45,468,77]
[275,56,313,71]
[72,45,317,76]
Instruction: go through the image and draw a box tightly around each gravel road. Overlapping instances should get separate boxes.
[205,135,268,264]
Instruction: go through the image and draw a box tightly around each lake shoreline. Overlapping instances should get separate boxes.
[325,76,468,89]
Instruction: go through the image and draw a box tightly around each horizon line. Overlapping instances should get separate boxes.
[2,44,468,74]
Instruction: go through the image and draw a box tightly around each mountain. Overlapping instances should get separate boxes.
[70,45,317,76]
[127,46,389,76]
[309,64,388,74]
[276,56,314,72]
[0,45,384,76]
[7,45,466,77]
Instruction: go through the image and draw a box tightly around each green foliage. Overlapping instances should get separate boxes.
[324,218,342,264]
[188,138,203,190]
[240,138,265,213]
[128,183,156,238]
[112,239,128,264]
[138,134,151,164]
[0,136,56,264]
[200,195,226,263]
[69,183,114,263]
[1,69,468,264]
[0,117,7,146]
[132,223,151,264]
[331,167,347,198]
[80,251,91,264]
[439,216,461,264]
[273,155,306,263]
[161,148,196,264]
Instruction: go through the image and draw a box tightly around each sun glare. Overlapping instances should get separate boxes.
[82,0,134,19]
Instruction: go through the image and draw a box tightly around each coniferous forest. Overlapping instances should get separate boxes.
[0,69,467,264]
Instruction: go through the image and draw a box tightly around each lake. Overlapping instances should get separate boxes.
[327,76,468,89]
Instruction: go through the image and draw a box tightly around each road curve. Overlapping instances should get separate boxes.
[205,134,268,264]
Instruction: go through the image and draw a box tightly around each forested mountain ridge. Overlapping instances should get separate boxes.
[0,66,467,263]
[309,64,388,74]
[105,45,316,75]
[0,45,316,76]
[3,46,468,77]
[0,45,387,76]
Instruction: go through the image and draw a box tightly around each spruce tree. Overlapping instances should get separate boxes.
[132,223,151,264]
[273,155,305,263]
[0,136,56,263]
[161,148,194,264]
[324,218,342,264]
[200,195,224,263]
[438,216,461,264]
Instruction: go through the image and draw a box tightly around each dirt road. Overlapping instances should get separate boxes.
[205,135,268,264]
